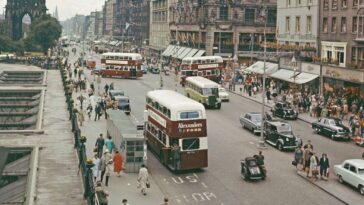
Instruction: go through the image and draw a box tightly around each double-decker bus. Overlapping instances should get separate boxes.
[145,90,208,171]
[185,76,221,109]
[100,52,143,79]
[180,56,223,86]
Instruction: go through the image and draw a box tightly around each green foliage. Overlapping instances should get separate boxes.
[0,35,23,54]
[0,14,62,54]
[26,14,62,53]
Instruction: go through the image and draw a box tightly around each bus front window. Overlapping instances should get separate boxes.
[182,138,200,150]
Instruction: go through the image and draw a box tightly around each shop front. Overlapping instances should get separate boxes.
[322,65,364,97]
[270,62,320,94]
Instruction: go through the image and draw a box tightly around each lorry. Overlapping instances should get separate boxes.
[106,110,147,173]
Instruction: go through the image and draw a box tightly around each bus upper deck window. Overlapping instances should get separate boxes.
[180,111,199,119]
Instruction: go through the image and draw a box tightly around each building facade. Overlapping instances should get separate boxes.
[319,0,364,69]
[167,0,277,60]
[149,0,170,53]
[276,0,319,58]
[104,0,117,36]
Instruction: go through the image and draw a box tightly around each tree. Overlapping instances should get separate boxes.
[27,14,62,53]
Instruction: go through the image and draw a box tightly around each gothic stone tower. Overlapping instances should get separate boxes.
[5,0,47,40]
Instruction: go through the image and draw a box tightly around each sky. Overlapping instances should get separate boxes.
[0,0,105,21]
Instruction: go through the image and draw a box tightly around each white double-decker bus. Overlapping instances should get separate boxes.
[145,90,208,171]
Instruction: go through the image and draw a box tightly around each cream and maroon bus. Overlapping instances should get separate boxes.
[145,90,207,171]
[180,56,224,86]
[100,52,143,79]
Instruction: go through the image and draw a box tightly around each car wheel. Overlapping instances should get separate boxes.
[331,133,335,140]
[252,128,255,134]
[315,128,320,134]
[277,143,283,151]
[359,185,364,196]
[338,175,344,184]
[242,123,245,129]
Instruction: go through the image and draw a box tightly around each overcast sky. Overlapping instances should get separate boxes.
[0,0,105,21]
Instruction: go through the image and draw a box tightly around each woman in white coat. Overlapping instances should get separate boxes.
[92,154,101,182]
[137,164,149,195]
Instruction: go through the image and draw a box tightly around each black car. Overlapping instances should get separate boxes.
[241,157,266,181]
[312,117,351,140]
[114,96,131,115]
[271,102,298,120]
[263,120,297,151]
[109,89,124,99]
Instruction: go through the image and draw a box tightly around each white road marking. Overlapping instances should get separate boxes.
[201,182,208,188]
[193,173,199,179]
[130,113,139,123]
[249,141,254,145]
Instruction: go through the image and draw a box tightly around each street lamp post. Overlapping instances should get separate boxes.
[260,6,268,140]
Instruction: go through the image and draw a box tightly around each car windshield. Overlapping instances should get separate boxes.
[282,103,292,108]
[251,115,262,122]
[333,119,343,126]
[112,91,123,96]
[358,168,364,175]
[118,99,129,104]
[219,88,226,93]
[277,125,292,134]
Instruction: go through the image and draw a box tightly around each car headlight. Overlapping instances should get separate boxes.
[285,138,289,142]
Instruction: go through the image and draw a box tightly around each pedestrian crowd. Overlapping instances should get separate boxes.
[232,72,364,141]
[293,140,331,181]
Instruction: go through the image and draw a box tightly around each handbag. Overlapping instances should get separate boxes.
[93,147,98,152]
[291,160,297,166]
[312,169,319,176]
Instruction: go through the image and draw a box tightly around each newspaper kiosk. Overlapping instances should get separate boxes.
[106,110,147,173]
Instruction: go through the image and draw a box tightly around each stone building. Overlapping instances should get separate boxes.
[319,0,364,69]
[163,0,277,61]
[276,0,319,58]
[149,0,170,55]
[103,0,118,36]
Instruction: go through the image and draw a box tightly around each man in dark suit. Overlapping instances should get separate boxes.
[319,153,330,180]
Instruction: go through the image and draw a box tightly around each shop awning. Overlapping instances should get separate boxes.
[177,48,192,60]
[172,47,186,58]
[269,69,296,82]
[294,72,319,84]
[162,45,175,57]
[245,61,278,75]
[183,49,199,58]
[193,50,206,58]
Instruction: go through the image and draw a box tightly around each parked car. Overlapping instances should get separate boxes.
[239,112,262,135]
[333,159,364,195]
[312,117,351,140]
[218,87,229,102]
[114,96,131,115]
[263,120,296,151]
[271,102,298,120]
[109,89,124,99]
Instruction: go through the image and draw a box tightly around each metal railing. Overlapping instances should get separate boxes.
[60,64,97,205]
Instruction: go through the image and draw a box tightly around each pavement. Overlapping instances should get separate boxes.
[0,64,85,205]
[225,84,350,126]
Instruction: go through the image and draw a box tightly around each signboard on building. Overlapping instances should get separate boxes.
[322,65,364,83]
[301,62,320,75]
